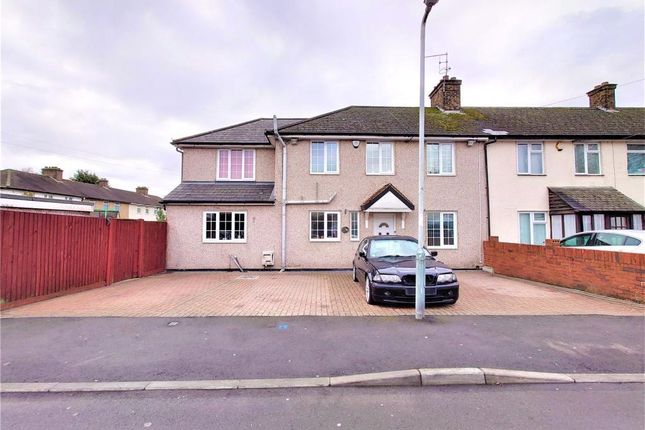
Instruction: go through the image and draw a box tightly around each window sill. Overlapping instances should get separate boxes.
[203,240,247,244]
[216,178,256,182]
[517,173,546,176]
[427,173,456,177]
[366,172,395,176]
[310,238,341,242]
[574,174,603,176]
[309,172,340,175]
[627,173,645,176]
[427,246,458,250]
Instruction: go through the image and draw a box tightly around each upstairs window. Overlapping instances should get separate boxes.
[517,142,544,175]
[310,141,339,174]
[574,143,601,175]
[366,142,394,174]
[217,149,255,181]
[427,143,455,175]
[627,144,645,175]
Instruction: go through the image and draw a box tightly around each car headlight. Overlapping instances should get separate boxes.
[436,273,457,284]
[373,274,401,283]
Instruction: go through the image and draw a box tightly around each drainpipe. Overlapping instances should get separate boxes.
[273,116,287,271]
[483,138,497,238]
[175,146,184,182]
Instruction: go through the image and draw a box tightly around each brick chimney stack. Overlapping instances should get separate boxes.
[41,166,63,181]
[587,81,617,110]
[136,186,149,196]
[98,178,109,187]
[429,75,462,111]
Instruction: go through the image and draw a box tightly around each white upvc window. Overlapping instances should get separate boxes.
[519,212,547,245]
[366,142,394,175]
[310,211,340,241]
[203,211,247,243]
[626,143,645,175]
[310,141,339,174]
[426,211,457,249]
[217,149,255,181]
[517,142,544,175]
[574,143,601,175]
[350,211,360,241]
[426,143,455,175]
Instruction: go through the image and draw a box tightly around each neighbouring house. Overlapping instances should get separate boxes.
[164,77,645,270]
[486,82,644,244]
[1,167,164,220]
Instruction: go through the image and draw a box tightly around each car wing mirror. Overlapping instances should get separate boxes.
[359,251,367,258]
[430,251,438,257]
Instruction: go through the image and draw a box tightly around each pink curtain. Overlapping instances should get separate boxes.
[243,150,254,179]
[218,150,229,179]
[230,150,243,180]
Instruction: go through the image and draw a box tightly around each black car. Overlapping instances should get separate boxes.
[352,235,459,305]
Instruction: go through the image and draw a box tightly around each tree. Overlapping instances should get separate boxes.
[71,169,100,184]
[155,208,166,222]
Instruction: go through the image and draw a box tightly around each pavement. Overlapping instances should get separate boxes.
[2,385,644,430]
[2,270,643,317]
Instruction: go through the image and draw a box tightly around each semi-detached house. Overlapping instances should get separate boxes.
[163,77,645,270]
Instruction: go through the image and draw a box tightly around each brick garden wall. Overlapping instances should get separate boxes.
[483,237,644,303]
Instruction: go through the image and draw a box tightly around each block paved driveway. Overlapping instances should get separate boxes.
[2,270,642,317]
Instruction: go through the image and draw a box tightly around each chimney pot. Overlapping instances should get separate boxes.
[586,81,617,110]
[429,76,462,111]
[41,166,63,181]
[136,186,149,196]
[98,178,109,187]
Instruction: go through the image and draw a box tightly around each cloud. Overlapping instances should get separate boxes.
[1,0,643,195]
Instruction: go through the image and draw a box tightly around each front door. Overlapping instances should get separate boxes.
[372,213,396,236]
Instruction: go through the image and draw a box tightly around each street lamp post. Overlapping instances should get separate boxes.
[416,0,439,321]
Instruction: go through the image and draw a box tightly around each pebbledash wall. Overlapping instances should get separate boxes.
[483,237,644,303]
[166,138,488,270]
[277,138,488,269]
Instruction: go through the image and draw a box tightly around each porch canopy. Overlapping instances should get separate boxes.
[360,183,414,213]
[548,187,644,214]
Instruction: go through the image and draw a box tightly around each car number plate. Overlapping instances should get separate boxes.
[405,288,437,296]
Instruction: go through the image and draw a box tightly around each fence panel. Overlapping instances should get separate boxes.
[0,210,167,307]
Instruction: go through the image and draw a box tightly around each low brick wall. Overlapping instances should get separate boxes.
[483,237,644,303]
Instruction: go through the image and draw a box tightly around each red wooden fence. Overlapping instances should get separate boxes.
[0,210,167,308]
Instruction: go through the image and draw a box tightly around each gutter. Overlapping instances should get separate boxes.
[273,116,288,271]
[483,138,497,238]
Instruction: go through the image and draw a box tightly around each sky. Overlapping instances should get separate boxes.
[2,0,643,197]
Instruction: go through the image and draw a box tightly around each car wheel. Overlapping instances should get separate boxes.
[365,276,375,305]
[352,265,358,282]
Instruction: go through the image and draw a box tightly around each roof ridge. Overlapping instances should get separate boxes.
[172,117,267,144]
[276,106,355,133]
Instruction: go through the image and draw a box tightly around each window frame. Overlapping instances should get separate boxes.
[574,142,602,175]
[216,149,256,181]
[426,142,456,176]
[519,211,548,245]
[426,211,458,249]
[309,211,341,242]
[516,141,544,175]
[365,142,395,175]
[202,211,248,243]
[310,141,339,175]
[349,211,360,241]
[626,143,645,176]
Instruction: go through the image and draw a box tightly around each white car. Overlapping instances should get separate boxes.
[560,229,645,254]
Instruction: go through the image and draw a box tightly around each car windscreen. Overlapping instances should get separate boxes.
[368,239,429,258]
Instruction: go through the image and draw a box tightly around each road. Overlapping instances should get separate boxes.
[2,384,643,430]
[1,315,643,382]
